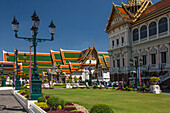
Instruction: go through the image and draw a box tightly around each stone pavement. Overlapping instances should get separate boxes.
[0,90,27,113]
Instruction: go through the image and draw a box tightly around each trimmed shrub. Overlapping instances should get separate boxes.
[59,99,65,108]
[54,83,66,86]
[47,97,65,109]
[47,97,60,109]
[92,85,98,88]
[90,104,114,113]
[79,83,84,85]
[38,97,46,103]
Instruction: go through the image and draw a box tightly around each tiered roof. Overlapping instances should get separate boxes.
[51,46,110,74]
[3,50,52,76]
[105,0,153,32]
[3,46,109,75]
[0,61,22,76]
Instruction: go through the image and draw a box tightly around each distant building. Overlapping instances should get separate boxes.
[105,0,170,84]
[3,45,110,83]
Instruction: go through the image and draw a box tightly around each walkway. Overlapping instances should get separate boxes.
[0,90,27,113]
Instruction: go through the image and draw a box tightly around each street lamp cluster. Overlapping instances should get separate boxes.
[11,11,56,100]
[130,58,143,88]
[1,63,6,87]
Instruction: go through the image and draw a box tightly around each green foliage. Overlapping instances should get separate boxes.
[54,83,66,86]
[124,87,133,91]
[52,79,56,82]
[92,85,98,88]
[79,83,84,85]
[6,84,12,87]
[79,76,82,82]
[47,97,65,109]
[59,99,65,108]
[38,97,46,103]
[137,86,149,91]
[74,76,78,83]
[35,102,48,108]
[44,78,49,83]
[90,104,114,113]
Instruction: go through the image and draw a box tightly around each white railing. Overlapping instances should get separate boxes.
[12,90,47,113]
[160,72,170,82]
[12,90,27,110]
[29,102,46,113]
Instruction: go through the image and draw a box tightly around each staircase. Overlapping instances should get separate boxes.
[159,72,170,83]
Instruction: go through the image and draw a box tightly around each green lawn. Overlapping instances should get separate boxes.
[42,89,170,113]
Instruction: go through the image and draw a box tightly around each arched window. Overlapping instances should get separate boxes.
[133,28,139,41]
[159,17,168,33]
[140,25,147,39]
[149,21,157,36]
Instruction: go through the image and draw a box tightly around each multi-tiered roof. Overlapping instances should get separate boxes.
[3,46,110,75]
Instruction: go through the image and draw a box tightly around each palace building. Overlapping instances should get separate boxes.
[2,45,110,83]
[105,0,170,84]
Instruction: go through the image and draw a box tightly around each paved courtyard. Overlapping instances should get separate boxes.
[0,90,27,113]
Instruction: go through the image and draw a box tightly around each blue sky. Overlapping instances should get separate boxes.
[0,0,159,60]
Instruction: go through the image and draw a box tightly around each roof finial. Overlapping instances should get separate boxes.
[89,43,91,48]
[93,42,95,47]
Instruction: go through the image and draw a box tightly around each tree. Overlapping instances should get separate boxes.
[74,76,78,83]
[79,76,82,83]
[8,72,12,80]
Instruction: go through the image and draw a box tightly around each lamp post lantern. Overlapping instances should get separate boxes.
[12,11,56,100]
[88,60,93,86]
[15,49,21,90]
[130,58,143,88]
[1,63,6,87]
[96,69,99,85]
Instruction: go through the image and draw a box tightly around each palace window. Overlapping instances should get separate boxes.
[117,59,120,67]
[133,28,139,41]
[151,54,156,64]
[122,58,125,67]
[117,39,119,46]
[112,40,114,47]
[122,37,124,44]
[113,60,115,67]
[149,21,157,36]
[161,52,166,63]
[140,25,147,39]
[142,55,147,65]
[159,17,168,33]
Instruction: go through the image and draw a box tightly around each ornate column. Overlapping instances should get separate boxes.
[157,45,160,64]
[156,19,159,38]
[147,47,150,65]
[168,43,170,63]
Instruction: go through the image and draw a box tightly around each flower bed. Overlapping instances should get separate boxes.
[35,96,84,113]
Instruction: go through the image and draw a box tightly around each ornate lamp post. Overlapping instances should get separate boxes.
[130,58,143,88]
[12,11,56,100]
[1,63,6,87]
[96,69,99,85]
[15,49,21,90]
[88,60,93,86]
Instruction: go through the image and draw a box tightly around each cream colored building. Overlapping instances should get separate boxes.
[105,0,170,84]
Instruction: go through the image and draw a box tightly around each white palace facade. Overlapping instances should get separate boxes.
[105,0,170,84]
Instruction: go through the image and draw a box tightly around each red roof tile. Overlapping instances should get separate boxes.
[118,7,127,15]
[141,0,170,17]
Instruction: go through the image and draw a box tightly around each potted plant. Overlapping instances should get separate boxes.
[149,76,161,94]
